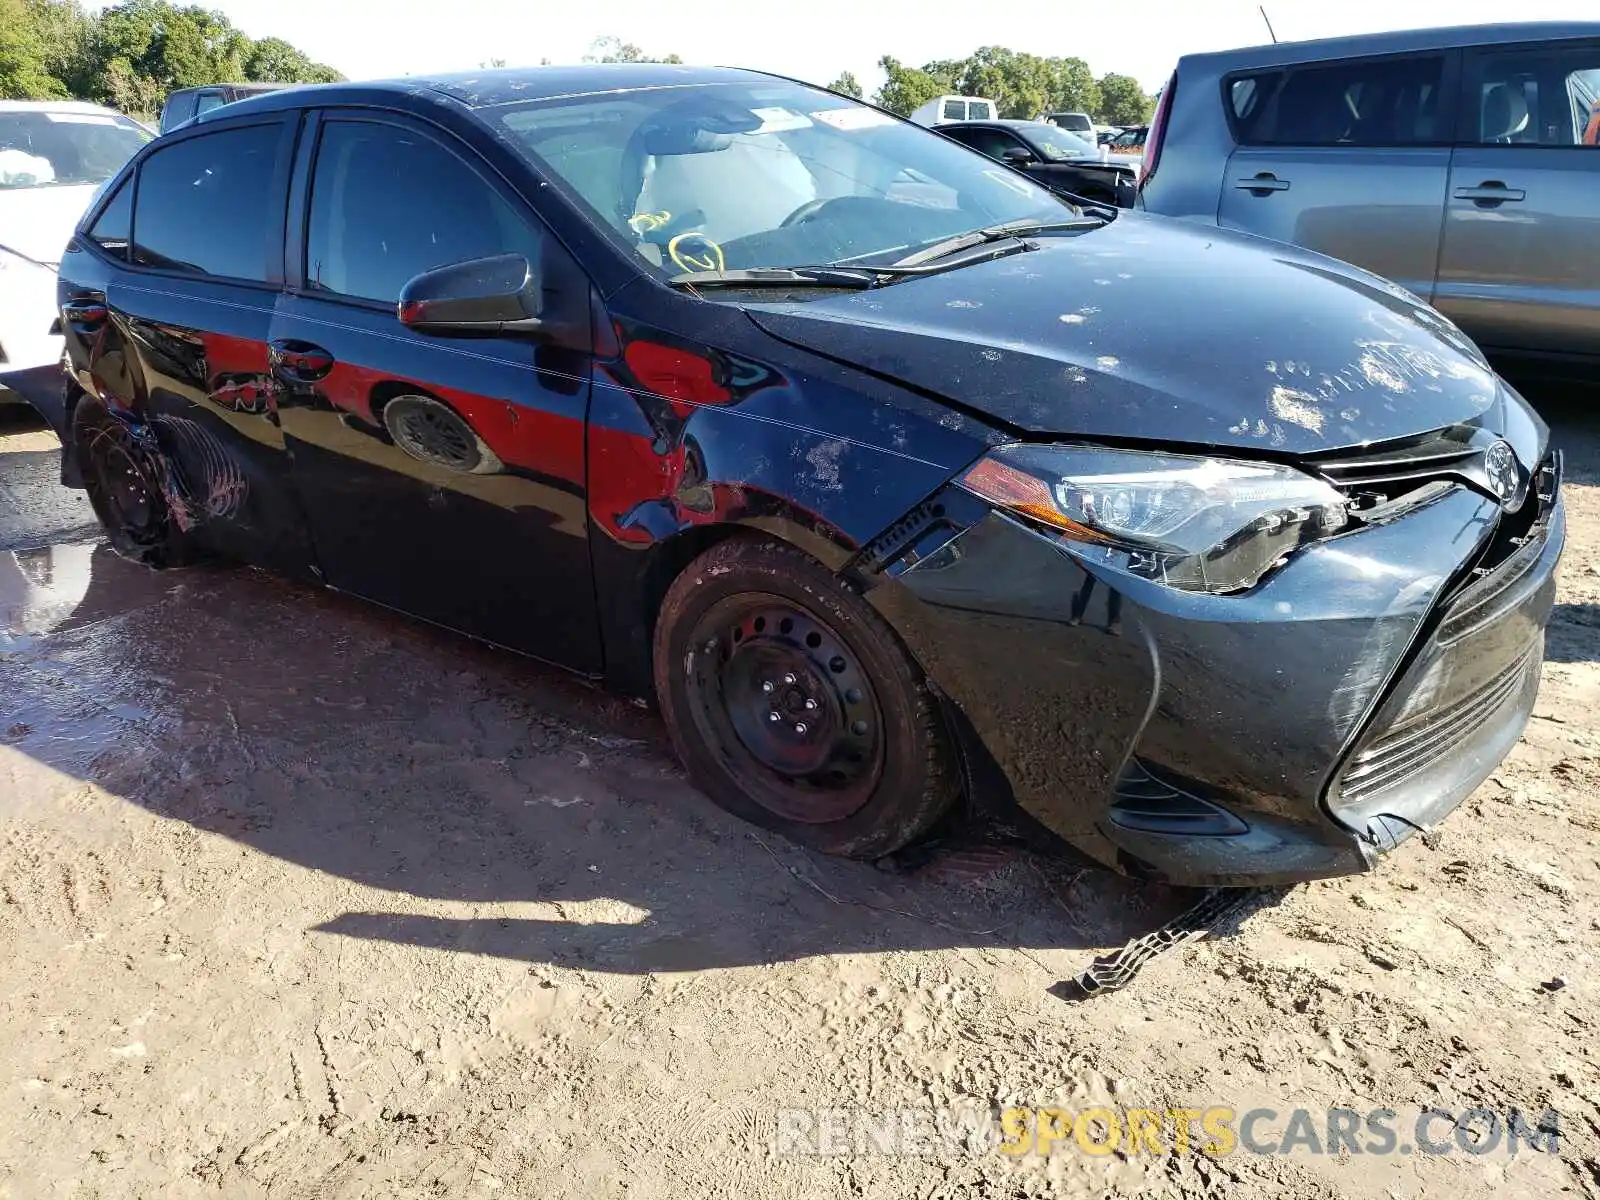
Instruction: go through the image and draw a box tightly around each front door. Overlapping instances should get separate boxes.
[1218,52,1458,301]
[272,113,601,670]
[1435,40,1600,358]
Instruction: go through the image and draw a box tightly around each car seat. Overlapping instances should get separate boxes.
[1482,84,1531,143]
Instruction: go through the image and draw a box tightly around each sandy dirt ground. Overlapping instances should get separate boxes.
[1,385,1597,1200]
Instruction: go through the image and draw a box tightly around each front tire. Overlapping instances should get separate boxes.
[654,537,960,859]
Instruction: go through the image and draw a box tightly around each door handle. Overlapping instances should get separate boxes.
[1235,173,1291,194]
[61,297,108,327]
[269,339,334,383]
[1454,182,1526,205]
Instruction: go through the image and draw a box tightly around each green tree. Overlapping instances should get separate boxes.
[0,0,67,98]
[873,55,950,116]
[1097,72,1153,125]
[245,36,340,83]
[874,48,1103,121]
[583,36,682,64]
[825,70,862,99]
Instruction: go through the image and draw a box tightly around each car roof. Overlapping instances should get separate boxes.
[1181,20,1600,70]
[195,63,786,124]
[167,82,291,99]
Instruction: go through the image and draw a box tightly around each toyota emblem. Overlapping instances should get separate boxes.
[1483,439,1519,504]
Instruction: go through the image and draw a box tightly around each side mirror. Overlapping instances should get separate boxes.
[1001,146,1036,165]
[398,253,544,337]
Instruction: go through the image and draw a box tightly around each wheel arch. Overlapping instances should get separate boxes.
[596,510,859,702]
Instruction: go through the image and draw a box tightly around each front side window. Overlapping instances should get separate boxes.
[131,123,281,281]
[1233,55,1447,146]
[305,121,543,304]
[1474,48,1600,146]
[0,110,152,190]
[491,80,1069,276]
[946,126,1027,160]
[1018,124,1097,160]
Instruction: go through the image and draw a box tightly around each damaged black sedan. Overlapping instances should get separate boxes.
[23,65,1564,887]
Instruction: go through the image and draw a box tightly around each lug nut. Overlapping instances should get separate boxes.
[761,681,775,693]
[783,673,797,685]
[804,699,818,711]
[769,712,781,723]
[795,723,809,735]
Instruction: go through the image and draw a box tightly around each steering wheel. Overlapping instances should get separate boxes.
[779,197,838,228]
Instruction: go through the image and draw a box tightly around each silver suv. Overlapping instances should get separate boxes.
[1139,22,1600,370]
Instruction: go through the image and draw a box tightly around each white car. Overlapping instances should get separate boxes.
[0,101,153,405]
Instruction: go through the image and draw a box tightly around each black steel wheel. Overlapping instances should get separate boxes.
[72,395,202,568]
[655,537,960,858]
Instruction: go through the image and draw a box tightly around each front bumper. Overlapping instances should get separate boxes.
[867,462,1565,887]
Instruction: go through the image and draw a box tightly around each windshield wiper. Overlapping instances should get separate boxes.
[887,216,1106,270]
[667,266,883,290]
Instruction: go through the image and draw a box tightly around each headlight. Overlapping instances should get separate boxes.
[960,444,1349,594]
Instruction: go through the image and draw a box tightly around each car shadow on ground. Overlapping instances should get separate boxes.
[3,539,1215,984]
[6,378,1590,978]
[1528,379,1600,665]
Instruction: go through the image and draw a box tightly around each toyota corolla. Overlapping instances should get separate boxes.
[32,66,1564,887]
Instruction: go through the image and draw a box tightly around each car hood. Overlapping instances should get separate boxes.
[744,212,1500,455]
[0,183,100,267]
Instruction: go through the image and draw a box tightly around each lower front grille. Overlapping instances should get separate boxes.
[1338,644,1540,806]
[1109,760,1248,837]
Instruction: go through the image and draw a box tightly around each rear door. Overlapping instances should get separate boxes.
[58,114,314,577]
[1217,51,1459,300]
[1435,39,1600,357]
[272,111,601,670]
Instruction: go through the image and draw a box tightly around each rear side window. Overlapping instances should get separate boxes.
[1472,46,1600,145]
[942,100,965,120]
[131,124,282,281]
[1229,55,1448,146]
[305,121,543,305]
[86,177,133,259]
[195,93,227,117]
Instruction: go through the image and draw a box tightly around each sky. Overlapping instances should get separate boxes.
[90,0,1599,95]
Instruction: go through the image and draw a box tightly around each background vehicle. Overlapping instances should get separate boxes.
[0,101,152,406]
[1139,21,1600,370]
[909,95,997,126]
[1044,111,1095,136]
[1106,125,1147,154]
[934,119,1137,206]
[44,66,1561,888]
[158,82,294,133]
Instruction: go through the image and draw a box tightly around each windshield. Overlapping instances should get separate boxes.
[0,110,152,190]
[1020,124,1099,160]
[492,81,1070,276]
